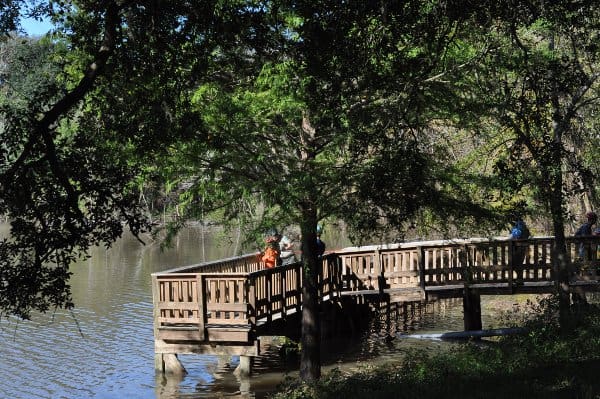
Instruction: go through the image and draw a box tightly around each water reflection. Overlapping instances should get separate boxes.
[0,225,525,399]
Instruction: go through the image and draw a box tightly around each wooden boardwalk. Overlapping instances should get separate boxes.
[152,235,600,374]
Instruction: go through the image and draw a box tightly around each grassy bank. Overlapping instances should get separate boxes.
[270,296,600,399]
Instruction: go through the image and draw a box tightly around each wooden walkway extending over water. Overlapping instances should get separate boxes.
[152,235,600,374]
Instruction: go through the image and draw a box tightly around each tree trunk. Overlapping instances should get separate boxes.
[549,175,571,327]
[545,36,573,326]
[549,92,572,326]
[299,209,321,381]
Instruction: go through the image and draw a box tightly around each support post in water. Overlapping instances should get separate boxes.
[155,353,187,375]
[235,355,253,376]
[462,289,482,331]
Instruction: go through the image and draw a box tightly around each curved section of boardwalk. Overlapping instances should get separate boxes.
[152,236,600,373]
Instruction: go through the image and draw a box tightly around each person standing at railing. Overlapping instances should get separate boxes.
[575,211,597,236]
[575,211,597,260]
[316,225,326,258]
[261,229,281,269]
[594,227,600,263]
[509,217,530,267]
[279,232,296,265]
[510,218,530,240]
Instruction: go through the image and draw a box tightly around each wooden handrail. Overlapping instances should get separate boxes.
[151,252,262,276]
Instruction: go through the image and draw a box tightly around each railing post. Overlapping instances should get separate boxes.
[542,239,551,280]
[295,263,302,314]
[334,255,343,297]
[247,276,256,328]
[374,249,383,294]
[196,274,206,341]
[320,257,328,298]
[418,246,426,291]
[508,240,515,292]
[266,270,272,324]
[461,244,471,283]
[281,267,286,320]
[152,275,161,341]
[317,256,324,303]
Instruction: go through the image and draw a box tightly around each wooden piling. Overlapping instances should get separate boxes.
[155,353,187,376]
[234,355,253,376]
[462,289,482,331]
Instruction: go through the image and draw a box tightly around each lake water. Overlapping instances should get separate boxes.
[0,225,525,399]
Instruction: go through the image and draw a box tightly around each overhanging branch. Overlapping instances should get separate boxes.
[1,2,120,197]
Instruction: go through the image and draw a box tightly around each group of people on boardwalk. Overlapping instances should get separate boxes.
[510,211,600,240]
[260,212,600,269]
[510,211,600,261]
[261,226,326,269]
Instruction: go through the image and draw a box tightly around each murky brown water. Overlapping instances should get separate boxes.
[0,224,529,399]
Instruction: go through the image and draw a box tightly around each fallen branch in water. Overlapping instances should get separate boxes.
[398,327,528,340]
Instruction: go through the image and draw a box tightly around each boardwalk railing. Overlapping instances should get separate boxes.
[338,236,600,295]
[152,236,600,345]
[153,253,340,343]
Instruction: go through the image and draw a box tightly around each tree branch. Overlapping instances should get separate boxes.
[1,2,120,196]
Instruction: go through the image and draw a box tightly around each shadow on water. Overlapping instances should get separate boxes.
[0,225,538,399]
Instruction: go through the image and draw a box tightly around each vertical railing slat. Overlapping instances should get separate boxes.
[196,275,206,340]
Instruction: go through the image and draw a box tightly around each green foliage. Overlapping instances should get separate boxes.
[500,296,600,365]
[460,2,600,225]
[1,0,284,318]
[163,0,512,247]
[270,296,600,399]
[0,34,148,318]
[157,1,502,380]
[279,336,301,363]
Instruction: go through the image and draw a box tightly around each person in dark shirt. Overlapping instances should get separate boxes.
[575,212,597,236]
[316,225,326,257]
[510,218,530,239]
[510,217,530,266]
[575,212,597,259]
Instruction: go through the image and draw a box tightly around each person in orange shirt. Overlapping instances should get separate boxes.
[261,231,281,268]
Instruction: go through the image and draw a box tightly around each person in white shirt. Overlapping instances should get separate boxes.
[278,233,295,265]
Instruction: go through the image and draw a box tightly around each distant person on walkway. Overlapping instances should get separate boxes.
[510,217,530,266]
[279,232,296,265]
[316,225,326,258]
[575,212,597,236]
[510,218,530,240]
[261,229,281,269]
[575,212,597,259]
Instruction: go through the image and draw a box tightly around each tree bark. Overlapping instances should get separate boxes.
[550,92,572,326]
[546,29,573,326]
[549,170,571,327]
[299,208,321,381]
